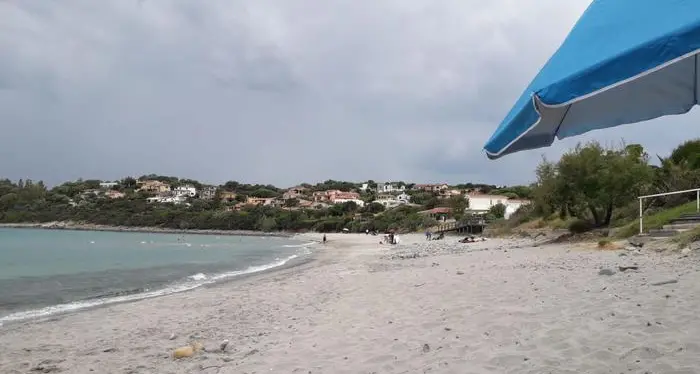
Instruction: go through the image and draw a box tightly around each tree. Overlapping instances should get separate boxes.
[364,202,385,214]
[670,138,700,170]
[446,195,467,220]
[284,198,300,208]
[533,142,653,227]
[250,188,278,198]
[489,203,507,219]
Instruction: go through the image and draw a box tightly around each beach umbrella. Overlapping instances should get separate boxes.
[484,0,700,159]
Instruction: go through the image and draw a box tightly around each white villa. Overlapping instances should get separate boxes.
[147,195,188,205]
[336,198,365,207]
[374,192,411,208]
[173,185,197,198]
[99,182,119,189]
[466,192,531,219]
[396,192,411,203]
[376,182,405,193]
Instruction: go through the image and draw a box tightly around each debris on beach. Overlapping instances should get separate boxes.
[598,268,616,276]
[650,279,678,286]
[173,341,205,359]
[219,339,229,352]
[618,265,639,272]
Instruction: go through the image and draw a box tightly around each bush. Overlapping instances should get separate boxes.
[568,219,593,234]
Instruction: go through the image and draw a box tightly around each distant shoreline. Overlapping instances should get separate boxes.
[0,222,295,238]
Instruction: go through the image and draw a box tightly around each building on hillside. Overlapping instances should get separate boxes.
[414,183,449,192]
[199,186,218,200]
[146,195,187,205]
[419,207,452,222]
[105,190,125,199]
[332,197,365,207]
[396,192,411,203]
[376,183,405,193]
[246,197,275,206]
[466,192,506,213]
[312,190,360,203]
[374,198,402,209]
[99,182,119,189]
[137,180,171,194]
[295,199,316,209]
[467,192,531,218]
[438,189,463,199]
[503,199,532,219]
[80,189,101,199]
[219,191,237,202]
[359,183,370,191]
[374,192,411,209]
[173,185,197,198]
[282,186,308,200]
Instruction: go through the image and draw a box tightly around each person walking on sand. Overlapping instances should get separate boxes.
[322,234,327,244]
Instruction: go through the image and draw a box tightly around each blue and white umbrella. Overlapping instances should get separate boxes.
[484,0,700,159]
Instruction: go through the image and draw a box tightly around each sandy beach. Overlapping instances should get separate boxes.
[2,233,700,373]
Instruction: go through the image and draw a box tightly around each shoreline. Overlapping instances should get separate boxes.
[0,237,320,327]
[0,222,295,237]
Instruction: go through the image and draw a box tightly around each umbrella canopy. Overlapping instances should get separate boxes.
[484,0,700,159]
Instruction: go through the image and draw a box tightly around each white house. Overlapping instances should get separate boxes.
[99,182,118,189]
[503,199,531,219]
[173,185,197,198]
[147,195,188,205]
[396,192,411,203]
[377,182,405,193]
[374,198,401,209]
[467,193,531,219]
[466,193,508,213]
[333,198,366,207]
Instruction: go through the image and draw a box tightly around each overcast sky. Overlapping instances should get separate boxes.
[1,1,697,188]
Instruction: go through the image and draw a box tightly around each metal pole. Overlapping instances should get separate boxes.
[639,197,643,235]
[697,190,699,212]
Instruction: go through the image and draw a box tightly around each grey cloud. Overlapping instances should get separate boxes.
[0,0,693,187]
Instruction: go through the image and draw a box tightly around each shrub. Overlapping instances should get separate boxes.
[568,219,593,234]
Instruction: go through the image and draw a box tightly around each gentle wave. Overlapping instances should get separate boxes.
[282,241,316,248]
[0,250,309,326]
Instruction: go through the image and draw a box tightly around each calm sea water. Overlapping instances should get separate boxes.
[0,228,312,324]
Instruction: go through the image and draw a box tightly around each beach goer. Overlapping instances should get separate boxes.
[322,234,327,244]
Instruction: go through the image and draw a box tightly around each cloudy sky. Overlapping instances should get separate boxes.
[0,0,696,187]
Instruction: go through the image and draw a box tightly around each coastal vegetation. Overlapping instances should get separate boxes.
[500,138,700,236]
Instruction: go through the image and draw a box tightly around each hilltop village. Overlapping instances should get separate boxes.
[0,177,532,233]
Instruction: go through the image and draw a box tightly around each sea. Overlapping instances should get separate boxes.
[0,228,313,325]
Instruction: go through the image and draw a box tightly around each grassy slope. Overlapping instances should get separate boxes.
[673,226,700,249]
[489,201,698,240]
[613,201,698,239]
